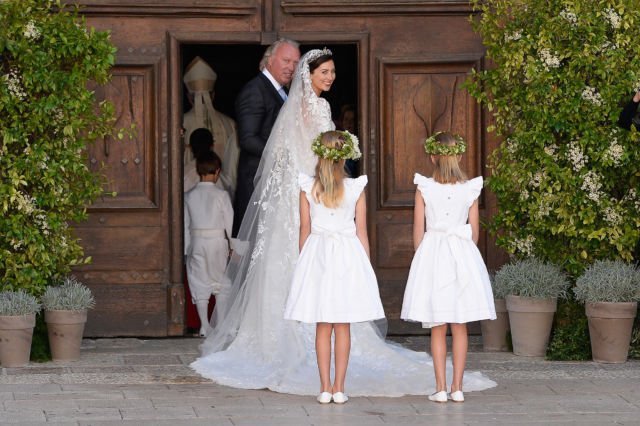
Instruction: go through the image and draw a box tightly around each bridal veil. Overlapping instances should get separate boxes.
[190,49,496,396]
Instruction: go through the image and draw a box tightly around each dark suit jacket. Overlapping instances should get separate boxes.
[233,72,285,235]
[618,97,640,130]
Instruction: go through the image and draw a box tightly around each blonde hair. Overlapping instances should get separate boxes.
[431,132,468,184]
[312,131,347,208]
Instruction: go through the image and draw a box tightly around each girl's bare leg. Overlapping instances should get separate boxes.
[450,323,468,392]
[430,324,448,392]
[332,323,351,393]
[316,323,333,392]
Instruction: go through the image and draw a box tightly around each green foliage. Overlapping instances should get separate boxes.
[466,0,640,276]
[494,257,571,299]
[0,290,41,315]
[31,313,51,362]
[574,259,640,303]
[547,299,591,360]
[630,313,640,359]
[0,0,118,294]
[42,276,95,310]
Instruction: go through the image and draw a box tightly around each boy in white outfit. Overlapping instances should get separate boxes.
[184,151,234,337]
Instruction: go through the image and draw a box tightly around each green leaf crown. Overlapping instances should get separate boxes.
[423,132,467,156]
[311,130,362,161]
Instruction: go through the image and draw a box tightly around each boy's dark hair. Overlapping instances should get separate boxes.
[196,151,222,176]
[190,128,214,159]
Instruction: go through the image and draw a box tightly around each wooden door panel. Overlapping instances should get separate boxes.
[89,63,158,210]
[375,55,485,330]
[75,54,167,336]
[74,227,166,270]
[375,222,413,269]
[379,56,482,209]
[85,285,168,336]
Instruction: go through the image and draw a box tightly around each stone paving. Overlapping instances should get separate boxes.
[0,336,639,425]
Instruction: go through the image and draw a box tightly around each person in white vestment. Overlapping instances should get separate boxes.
[401,131,496,403]
[190,49,497,397]
[184,151,234,337]
[183,57,239,198]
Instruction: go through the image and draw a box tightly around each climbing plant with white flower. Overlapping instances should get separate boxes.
[465,0,640,275]
[0,0,121,294]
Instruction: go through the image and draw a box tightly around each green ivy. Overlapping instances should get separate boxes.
[0,0,117,295]
[546,299,592,360]
[465,0,640,276]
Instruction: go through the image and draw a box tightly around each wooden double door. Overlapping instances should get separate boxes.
[76,1,500,336]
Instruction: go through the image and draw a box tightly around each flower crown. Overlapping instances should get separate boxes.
[311,130,362,161]
[424,132,467,156]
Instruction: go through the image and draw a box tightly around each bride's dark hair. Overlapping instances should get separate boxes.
[308,53,333,73]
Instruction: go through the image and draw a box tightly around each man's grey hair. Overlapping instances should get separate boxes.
[259,38,300,71]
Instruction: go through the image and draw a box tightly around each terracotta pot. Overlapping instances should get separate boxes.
[480,298,510,351]
[45,310,87,362]
[506,295,557,357]
[585,301,638,364]
[0,314,36,367]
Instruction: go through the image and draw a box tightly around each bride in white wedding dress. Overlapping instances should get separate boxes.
[190,48,496,396]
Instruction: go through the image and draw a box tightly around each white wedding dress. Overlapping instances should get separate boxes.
[190,49,496,396]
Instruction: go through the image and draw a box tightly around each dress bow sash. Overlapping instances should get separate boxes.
[311,224,356,240]
[311,225,356,274]
[426,224,473,295]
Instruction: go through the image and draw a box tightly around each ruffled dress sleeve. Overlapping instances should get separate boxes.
[413,173,431,197]
[466,176,483,207]
[298,173,315,194]
[350,175,368,195]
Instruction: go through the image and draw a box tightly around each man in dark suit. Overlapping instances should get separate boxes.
[233,38,300,236]
[618,89,640,130]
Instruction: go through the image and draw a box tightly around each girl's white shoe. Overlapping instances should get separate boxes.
[428,390,448,403]
[317,391,332,404]
[449,390,464,402]
[332,392,349,404]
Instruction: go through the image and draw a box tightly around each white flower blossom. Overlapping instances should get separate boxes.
[505,30,522,42]
[23,21,41,40]
[544,143,558,157]
[567,141,586,172]
[504,138,518,155]
[604,8,622,29]
[529,171,546,188]
[600,40,617,52]
[559,10,577,25]
[3,67,27,100]
[581,86,602,106]
[10,239,23,250]
[603,138,624,166]
[520,189,530,201]
[581,171,602,203]
[513,235,535,256]
[623,188,640,211]
[539,48,561,69]
[14,192,37,214]
[603,206,622,226]
[538,203,551,217]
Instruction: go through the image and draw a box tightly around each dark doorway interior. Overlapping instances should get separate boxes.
[180,43,359,334]
[181,43,359,130]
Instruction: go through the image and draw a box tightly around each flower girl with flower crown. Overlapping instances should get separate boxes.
[401,131,496,404]
[284,130,385,405]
